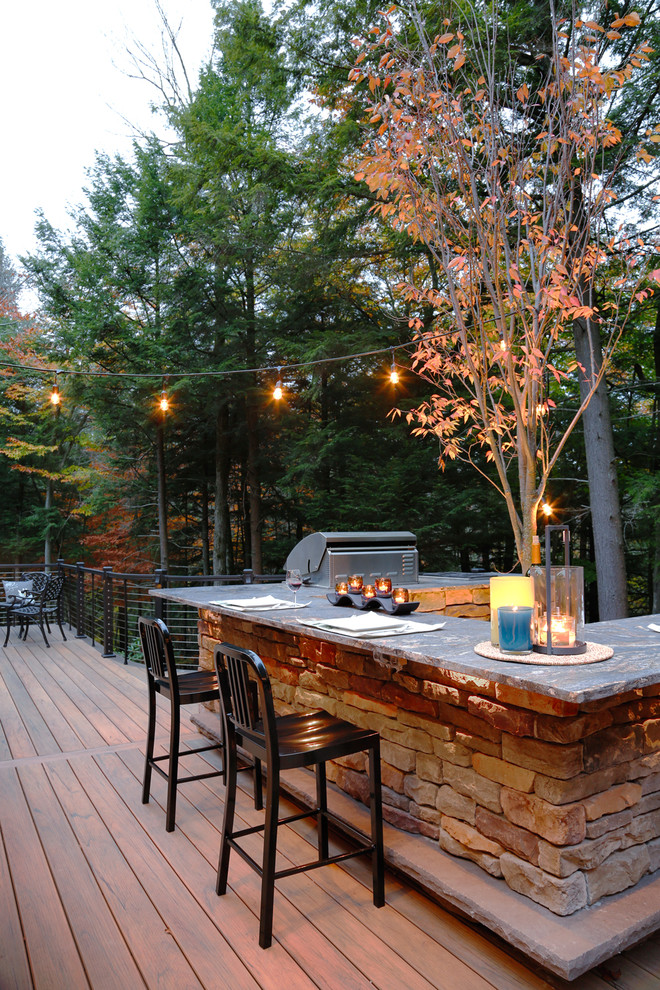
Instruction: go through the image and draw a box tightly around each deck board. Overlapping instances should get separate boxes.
[2,635,660,990]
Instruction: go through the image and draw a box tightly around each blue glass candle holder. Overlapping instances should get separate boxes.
[498,606,533,653]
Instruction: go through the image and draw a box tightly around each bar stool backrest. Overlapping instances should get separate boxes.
[218,646,274,758]
[138,616,175,683]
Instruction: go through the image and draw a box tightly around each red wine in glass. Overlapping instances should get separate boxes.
[286,569,303,604]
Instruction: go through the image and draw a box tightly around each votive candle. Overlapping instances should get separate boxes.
[392,587,409,604]
[489,575,534,647]
[335,581,349,595]
[497,606,533,653]
[362,584,377,599]
[348,575,363,592]
[375,577,392,595]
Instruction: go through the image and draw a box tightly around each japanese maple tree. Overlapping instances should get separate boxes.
[352,1,660,571]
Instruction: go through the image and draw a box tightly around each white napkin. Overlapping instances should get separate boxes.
[648,623,660,634]
[297,612,445,638]
[209,595,306,611]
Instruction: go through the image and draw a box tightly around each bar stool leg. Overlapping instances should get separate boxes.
[216,737,238,896]
[165,698,180,832]
[316,761,329,860]
[259,765,280,949]
[142,684,157,805]
[369,741,385,907]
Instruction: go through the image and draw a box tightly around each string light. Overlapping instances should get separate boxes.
[159,378,169,412]
[389,350,400,385]
[542,502,553,517]
[49,372,61,407]
[273,367,284,401]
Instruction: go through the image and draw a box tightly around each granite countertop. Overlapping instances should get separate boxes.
[150,583,660,704]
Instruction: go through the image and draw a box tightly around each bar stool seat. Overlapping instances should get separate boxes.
[214,641,385,948]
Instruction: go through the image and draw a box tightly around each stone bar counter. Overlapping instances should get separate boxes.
[151,585,660,923]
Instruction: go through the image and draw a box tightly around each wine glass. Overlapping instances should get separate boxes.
[286,568,303,605]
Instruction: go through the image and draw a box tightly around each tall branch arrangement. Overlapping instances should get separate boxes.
[352,1,659,571]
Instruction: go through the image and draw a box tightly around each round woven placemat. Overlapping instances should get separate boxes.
[474,641,614,665]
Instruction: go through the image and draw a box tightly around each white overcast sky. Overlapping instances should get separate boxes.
[0,0,215,272]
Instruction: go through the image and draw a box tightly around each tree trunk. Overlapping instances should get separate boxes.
[653,299,660,612]
[155,421,169,571]
[245,386,262,574]
[213,404,233,574]
[572,313,627,619]
[200,475,210,576]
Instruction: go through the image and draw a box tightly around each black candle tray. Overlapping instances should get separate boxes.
[326,592,419,616]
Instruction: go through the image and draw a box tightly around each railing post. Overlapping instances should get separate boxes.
[102,566,115,658]
[75,561,86,639]
[243,569,254,585]
[154,568,167,622]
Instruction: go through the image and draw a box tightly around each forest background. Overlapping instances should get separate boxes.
[1,0,659,623]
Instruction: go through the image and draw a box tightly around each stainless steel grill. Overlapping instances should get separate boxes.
[284,531,418,588]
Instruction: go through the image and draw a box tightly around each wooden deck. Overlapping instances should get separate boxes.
[2,635,660,990]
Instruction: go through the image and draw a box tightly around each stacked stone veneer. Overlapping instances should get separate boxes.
[199,609,660,916]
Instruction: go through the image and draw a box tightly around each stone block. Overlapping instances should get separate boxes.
[298,670,327,694]
[502,733,583,780]
[349,674,390,697]
[649,838,660,872]
[611,697,660,724]
[380,762,406,793]
[475,807,540,865]
[422,681,469,707]
[294,688,336,713]
[538,831,623,877]
[442,763,502,813]
[381,683,437,717]
[432,738,473,767]
[383,805,425,833]
[454,731,501,759]
[411,801,443,826]
[381,739,417,772]
[398,711,455,741]
[533,710,613,744]
[644,718,660,754]
[433,668,497,697]
[404,775,440,808]
[392,672,422,694]
[586,808,633,839]
[436,785,476,824]
[583,725,645,773]
[437,702,502,743]
[381,786,409,812]
[315,663,350,690]
[342,691,398,718]
[585,846,650,904]
[441,815,505,856]
[582,783,642,822]
[636,792,660,816]
[334,649,365,675]
[472,753,536,793]
[468,697,535,737]
[620,809,660,847]
[500,853,587,915]
[438,827,503,877]
[534,763,628,805]
[642,771,660,795]
[501,788,586,845]
[416,752,443,784]
[494,685,579,718]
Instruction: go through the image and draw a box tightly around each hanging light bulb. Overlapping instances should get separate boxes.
[273,367,284,401]
[159,378,169,412]
[389,349,399,385]
[542,501,553,518]
[50,373,61,406]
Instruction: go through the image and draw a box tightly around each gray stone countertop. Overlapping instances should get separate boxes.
[151,583,660,704]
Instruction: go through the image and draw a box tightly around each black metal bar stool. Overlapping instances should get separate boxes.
[138,617,225,832]
[213,641,385,948]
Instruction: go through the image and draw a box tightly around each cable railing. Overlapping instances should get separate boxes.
[0,561,284,666]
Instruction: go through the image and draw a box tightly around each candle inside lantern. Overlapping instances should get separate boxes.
[537,612,576,648]
[497,606,533,653]
[392,587,409,604]
[348,575,363,592]
[335,581,349,595]
[489,575,534,647]
[375,577,392,595]
[362,584,377,599]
